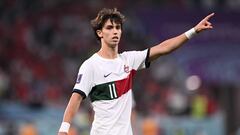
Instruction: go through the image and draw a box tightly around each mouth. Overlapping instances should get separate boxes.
[112,36,119,40]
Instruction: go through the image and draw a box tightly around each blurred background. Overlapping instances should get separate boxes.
[0,0,240,135]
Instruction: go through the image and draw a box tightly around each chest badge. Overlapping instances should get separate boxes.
[124,65,130,73]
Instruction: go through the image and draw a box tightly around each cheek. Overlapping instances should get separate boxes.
[103,33,112,41]
[118,30,122,35]
[106,33,111,38]
[119,31,122,37]
[102,31,109,38]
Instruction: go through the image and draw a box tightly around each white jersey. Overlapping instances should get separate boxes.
[73,49,150,135]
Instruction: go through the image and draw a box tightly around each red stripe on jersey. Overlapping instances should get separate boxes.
[115,70,136,97]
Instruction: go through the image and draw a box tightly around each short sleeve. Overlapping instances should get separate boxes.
[72,61,94,99]
[122,48,151,70]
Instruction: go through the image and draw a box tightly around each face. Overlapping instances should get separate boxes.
[97,19,122,48]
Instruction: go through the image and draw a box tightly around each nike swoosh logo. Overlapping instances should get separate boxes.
[104,72,112,78]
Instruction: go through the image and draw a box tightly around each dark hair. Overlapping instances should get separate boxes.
[91,8,125,41]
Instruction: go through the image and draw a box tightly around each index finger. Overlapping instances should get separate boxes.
[204,13,215,21]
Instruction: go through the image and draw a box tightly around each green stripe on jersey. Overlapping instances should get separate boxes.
[89,82,118,102]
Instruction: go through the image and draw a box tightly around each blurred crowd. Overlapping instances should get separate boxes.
[0,0,239,135]
[0,0,153,105]
[0,0,221,114]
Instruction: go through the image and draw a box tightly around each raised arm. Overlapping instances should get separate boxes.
[58,93,83,135]
[149,13,215,62]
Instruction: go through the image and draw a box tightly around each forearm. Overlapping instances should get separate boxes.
[62,93,82,123]
[149,33,188,61]
[59,93,82,134]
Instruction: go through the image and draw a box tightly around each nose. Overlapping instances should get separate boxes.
[113,28,118,34]
[113,26,121,34]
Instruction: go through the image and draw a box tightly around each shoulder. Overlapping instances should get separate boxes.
[120,50,137,57]
[120,49,148,57]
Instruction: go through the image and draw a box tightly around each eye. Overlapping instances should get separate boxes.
[116,25,121,30]
[106,26,113,30]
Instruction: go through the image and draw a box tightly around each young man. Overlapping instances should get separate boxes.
[58,8,214,135]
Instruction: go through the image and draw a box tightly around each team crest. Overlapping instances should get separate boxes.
[124,65,129,73]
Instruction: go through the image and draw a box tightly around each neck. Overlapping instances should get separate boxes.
[97,42,118,59]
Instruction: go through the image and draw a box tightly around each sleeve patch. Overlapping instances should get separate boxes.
[76,74,83,84]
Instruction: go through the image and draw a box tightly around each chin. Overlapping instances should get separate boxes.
[109,44,118,48]
[109,42,119,47]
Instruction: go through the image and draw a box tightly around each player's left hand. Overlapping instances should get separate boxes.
[194,13,215,33]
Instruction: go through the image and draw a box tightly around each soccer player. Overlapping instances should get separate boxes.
[58,8,214,135]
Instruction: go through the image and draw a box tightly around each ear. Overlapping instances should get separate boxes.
[96,30,103,38]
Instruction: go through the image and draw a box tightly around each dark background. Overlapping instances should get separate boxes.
[0,0,239,135]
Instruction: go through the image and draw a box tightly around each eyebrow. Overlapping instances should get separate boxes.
[105,24,113,27]
[104,24,121,28]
